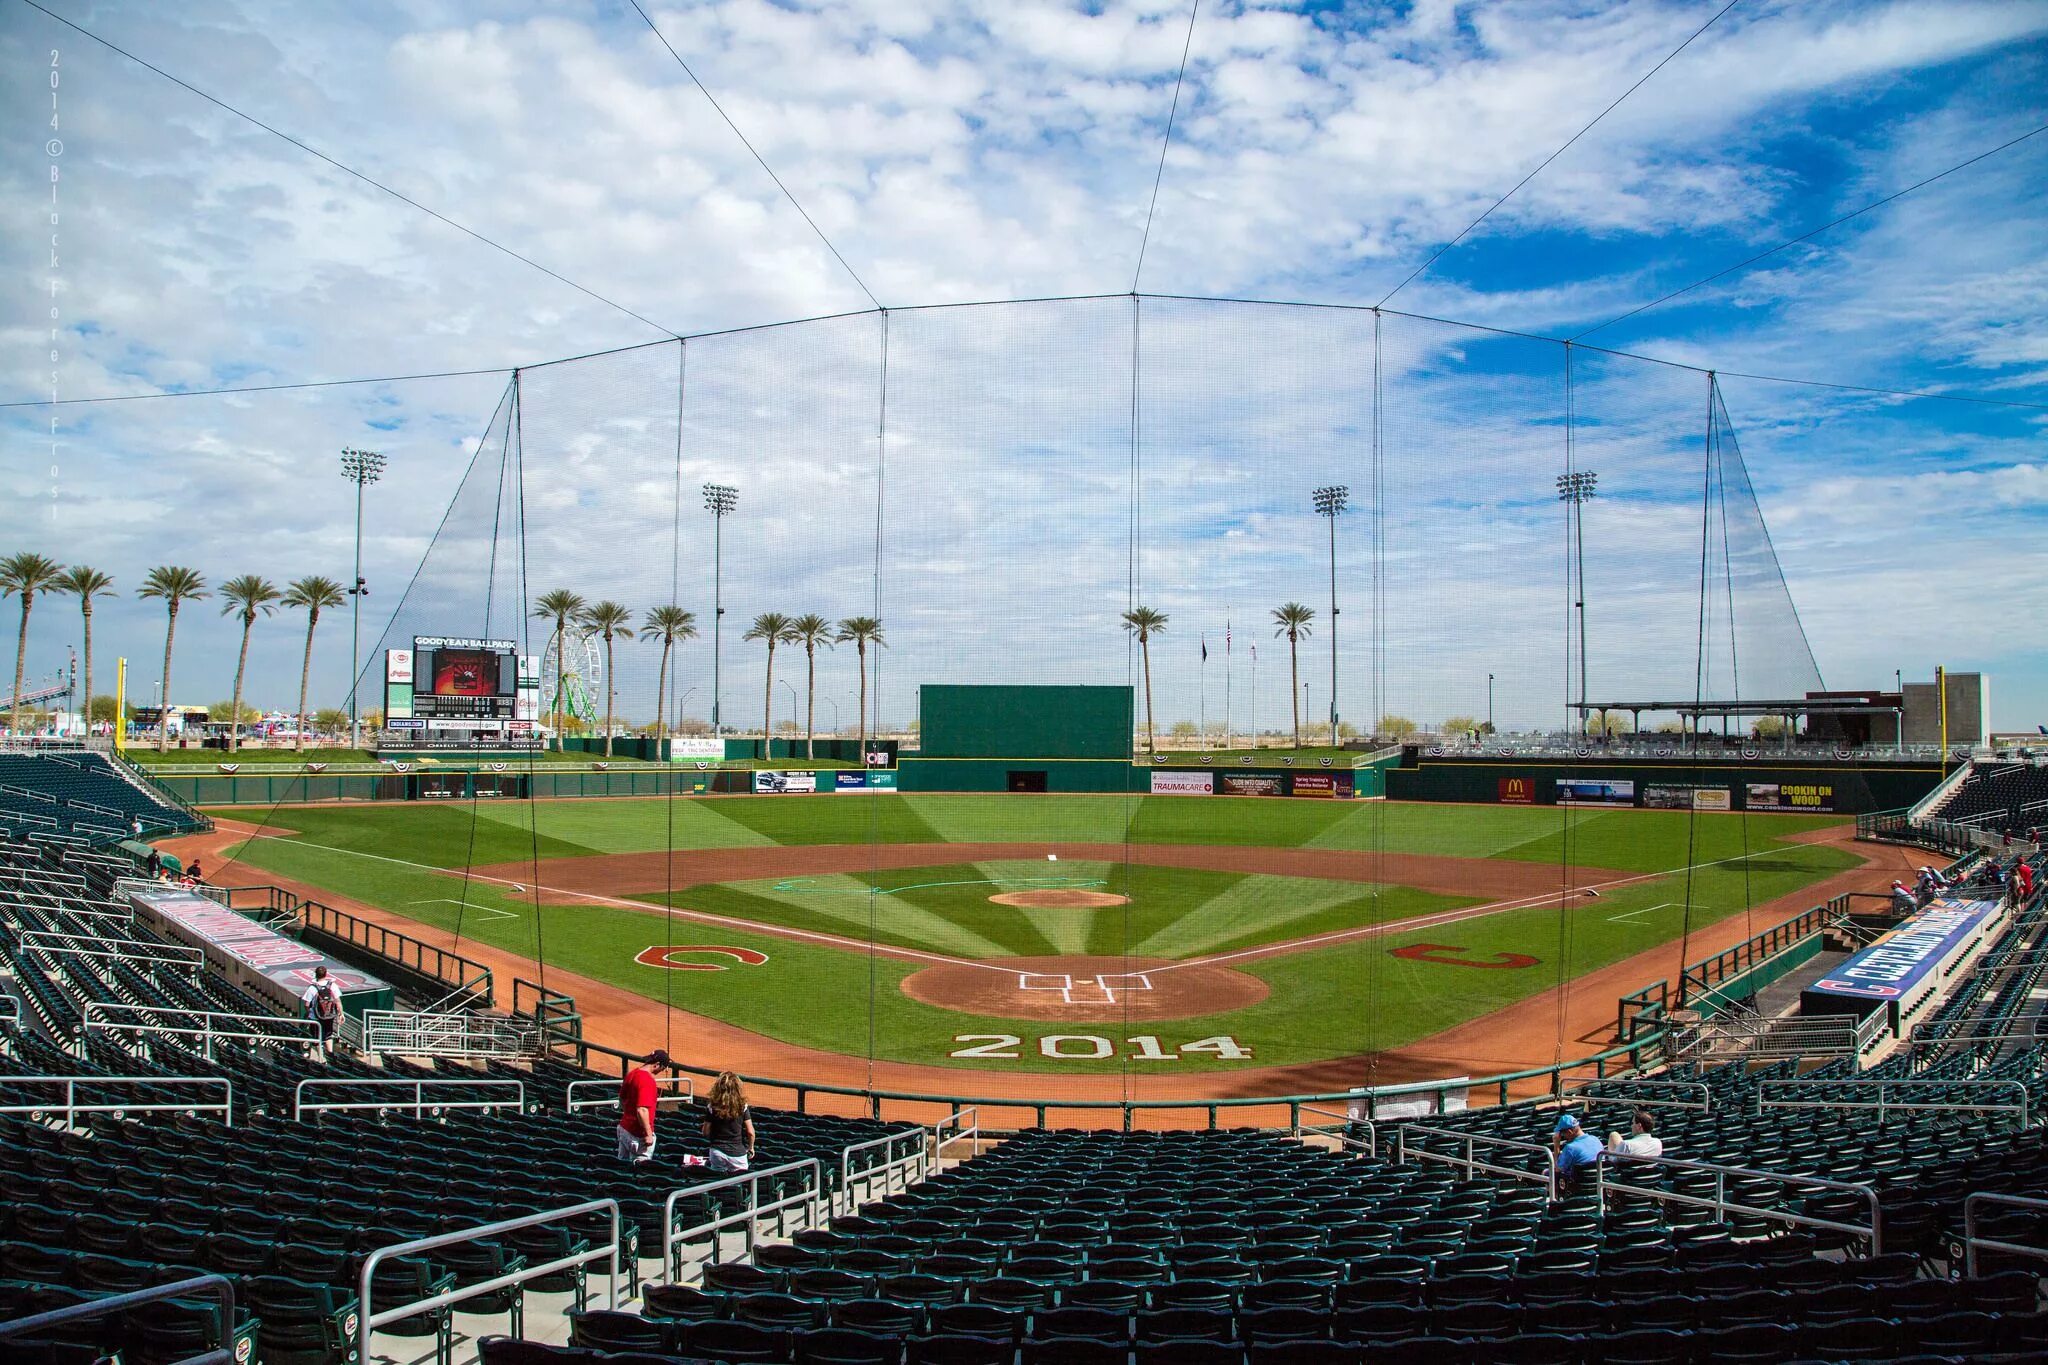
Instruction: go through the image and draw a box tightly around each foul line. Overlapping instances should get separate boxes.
[277,840,1012,976]
[1152,844,1808,977]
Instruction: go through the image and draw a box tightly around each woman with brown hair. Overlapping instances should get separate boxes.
[697,1071,756,1173]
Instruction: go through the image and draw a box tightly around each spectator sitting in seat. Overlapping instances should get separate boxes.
[1606,1108,1663,1160]
[1550,1113,1602,1195]
[1890,881,1918,915]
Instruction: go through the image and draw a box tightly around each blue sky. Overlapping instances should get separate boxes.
[1,0,2043,733]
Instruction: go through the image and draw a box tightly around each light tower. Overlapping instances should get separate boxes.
[1556,469,1598,729]
[703,483,738,739]
[1311,484,1348,745]
[340,448,387,749]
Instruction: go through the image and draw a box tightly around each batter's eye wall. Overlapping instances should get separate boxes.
[920,685,1135,759]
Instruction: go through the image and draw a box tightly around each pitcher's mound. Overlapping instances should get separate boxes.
[990,889,1130,909]
[903,954,1267,1022]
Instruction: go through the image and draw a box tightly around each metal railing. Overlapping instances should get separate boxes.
[0,1074,233,1126]
[1962,1192,2048,1276]
[358,1198,619,1362]
[1682,1011,1864,1061]
[292,1076,526,1120]
[0,1274,238,1364]
[838,1126,929,1213]
[932,1106,981,1162]
[357,1008,537,1058]
[20,928,203,969]
[1855,1007,1895,1055]
[1294,1104,1377,1157]
[564,1074,696,1110]
[298,896,495,1005]
[1566,1078,1713,1111]
[1394,1123,1556,1200]
[1593,1149,1883,1253]
[0,994,18,1028]
[83,1001,322,1053]
[1758,1078,2030,1127]
[663,1159,824,1283]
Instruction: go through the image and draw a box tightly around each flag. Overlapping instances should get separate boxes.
[1201,636,1208,662]
[1226,621,1232,653]
[1251,644,1257,661]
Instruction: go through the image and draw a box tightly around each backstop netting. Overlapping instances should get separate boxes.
[297,296,1832,1113]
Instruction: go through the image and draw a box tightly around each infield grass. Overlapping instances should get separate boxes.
[211,794,1858,1073]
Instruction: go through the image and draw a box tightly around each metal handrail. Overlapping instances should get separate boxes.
[932,1106,981,1161]
[0,1074,233,1126]
[662,1158,823,1283]
[1295,1103,1377,1157]
[0,1273,237,1362]
[20,929,204,968]
[1594,1149,1883,1253]
[0,994,18,1027]
[84,1001,323,1051]
[293,1077,525,1120]
[838,1125,928,1212]
[1962,1192,2048,1276]
[1758,1078,2030,1127]
[1567,1078,1713,1111]
[1395,1123,1555,1199]
[358,1198,619,1360]
[564,1074,695,1110]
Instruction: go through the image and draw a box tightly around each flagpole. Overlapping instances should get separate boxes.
[1224,618,1233,749]
[1250,644,1258,753]
[1198,635,1207,746]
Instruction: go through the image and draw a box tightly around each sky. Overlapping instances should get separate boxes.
[1,0,2044,737]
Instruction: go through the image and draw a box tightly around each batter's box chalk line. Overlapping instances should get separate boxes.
[1017,970,1156,1005]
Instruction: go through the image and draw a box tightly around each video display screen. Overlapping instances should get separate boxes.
[425,648,506,697]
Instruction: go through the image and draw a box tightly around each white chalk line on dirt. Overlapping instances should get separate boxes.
[1149,843,1812,977]
[265,835,1819,991]
[267,840,1016,976]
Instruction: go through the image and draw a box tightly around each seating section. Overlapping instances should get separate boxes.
[0,749,206,843]
[1935,761,2048,838]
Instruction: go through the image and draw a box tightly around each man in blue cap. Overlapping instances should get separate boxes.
[1551,1112,1602,1195]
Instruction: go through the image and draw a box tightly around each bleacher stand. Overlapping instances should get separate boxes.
[1933,760,2048,841]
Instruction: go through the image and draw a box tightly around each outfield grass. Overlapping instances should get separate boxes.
[213,794,1859,1073]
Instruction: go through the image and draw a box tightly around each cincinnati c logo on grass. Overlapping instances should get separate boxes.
[635,945,769,972]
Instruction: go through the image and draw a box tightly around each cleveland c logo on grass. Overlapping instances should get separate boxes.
[1391,942,1540,970]
[635,945,769,971]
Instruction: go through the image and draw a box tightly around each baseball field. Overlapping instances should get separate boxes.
[202,793,1867,1079]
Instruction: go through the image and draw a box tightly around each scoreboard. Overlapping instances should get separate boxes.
[385,637,539,734]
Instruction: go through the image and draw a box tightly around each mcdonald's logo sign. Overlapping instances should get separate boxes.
[1497,776,1534,805]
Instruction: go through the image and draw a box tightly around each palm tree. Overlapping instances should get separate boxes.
[578,600,634,758]
[282,576,345,753]
[0,552,64,733]
[1120,606,1168,756]
[742,612,797,754]
[218,575,281,752]
[639,605,698,740]
[50,565,112,738]
[137,567,208,751]
[834,616,886,760]
[1272,602,1315,749]
[531,589,586,749]
[788,613,834,760]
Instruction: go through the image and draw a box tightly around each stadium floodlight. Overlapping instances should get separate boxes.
[703,483,738,740]
[340,449,387,750]
[1556,471,1598,722]
[1311,485,1348,745]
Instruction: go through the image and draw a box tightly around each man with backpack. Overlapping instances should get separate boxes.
[302,966,344,1052]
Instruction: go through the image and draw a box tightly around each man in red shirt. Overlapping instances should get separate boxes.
[617,1049,673,1163]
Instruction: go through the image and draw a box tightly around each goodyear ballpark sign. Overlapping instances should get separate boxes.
[1803,896,2000,1016]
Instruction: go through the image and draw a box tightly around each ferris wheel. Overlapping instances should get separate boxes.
[541,629,603,727]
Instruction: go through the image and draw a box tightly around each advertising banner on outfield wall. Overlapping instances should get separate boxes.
[833,772,898,791]
[1497,776,1534,804]
[1222,774,1284,797]
[1644,784,1734,811]
[1151,770,1215,795]
[1746,782,1834,813]
[1292,772,1357,798]
[1557,778,1636,805]
[669,737,724,758]
[754,770,819,794]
